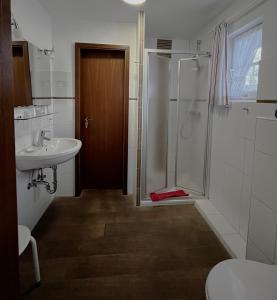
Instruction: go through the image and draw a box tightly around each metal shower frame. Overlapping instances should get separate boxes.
[140,49,212,204]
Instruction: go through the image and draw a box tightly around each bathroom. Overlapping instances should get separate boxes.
[1,0,277,299]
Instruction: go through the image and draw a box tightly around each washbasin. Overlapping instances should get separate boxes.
[16,138,82,171]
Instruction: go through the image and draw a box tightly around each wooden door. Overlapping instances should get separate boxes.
[76,45,129,193]
[0,0,19,298]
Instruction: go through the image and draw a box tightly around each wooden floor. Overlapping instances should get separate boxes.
[19,190,229,300]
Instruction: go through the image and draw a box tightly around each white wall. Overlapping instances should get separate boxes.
[11,0,54,229]
[51,17,138,196]
[193,0,277,258]
[210,103,277,240]
[247,118,277,264]
[11,0,52,50]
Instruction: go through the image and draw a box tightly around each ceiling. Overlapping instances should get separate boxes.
[145,0,235,39]
[38,0,235,39]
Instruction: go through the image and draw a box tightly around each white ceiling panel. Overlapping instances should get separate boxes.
[38,0,235,38]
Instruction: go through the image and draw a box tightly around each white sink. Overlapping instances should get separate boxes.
[16,138,82,171]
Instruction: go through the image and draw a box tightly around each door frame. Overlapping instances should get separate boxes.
[75,43,130,195]
[0,0,20,298]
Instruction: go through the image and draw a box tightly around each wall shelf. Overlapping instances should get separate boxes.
[14,113,55,121]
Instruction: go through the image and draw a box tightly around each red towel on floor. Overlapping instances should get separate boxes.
[150,190,189,202]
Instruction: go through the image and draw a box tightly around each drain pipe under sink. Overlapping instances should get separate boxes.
[27,166,58,194]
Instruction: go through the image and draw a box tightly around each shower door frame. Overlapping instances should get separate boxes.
[174,55,211,197]
[140,49,212,204]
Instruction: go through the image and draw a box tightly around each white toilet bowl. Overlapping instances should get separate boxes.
[206,259,277,300]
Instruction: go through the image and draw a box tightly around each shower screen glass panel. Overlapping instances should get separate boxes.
[145,54,170,194]
[176,57,210,195]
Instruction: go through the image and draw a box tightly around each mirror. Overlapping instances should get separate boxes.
[12,40,52,107]
[12,41,32,107]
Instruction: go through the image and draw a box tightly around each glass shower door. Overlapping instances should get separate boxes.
[175,57,210,195]
[145,54,170,194]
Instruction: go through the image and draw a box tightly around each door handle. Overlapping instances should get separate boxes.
[85,117,93,129]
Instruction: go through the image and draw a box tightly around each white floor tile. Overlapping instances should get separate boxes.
[195,199,247,258]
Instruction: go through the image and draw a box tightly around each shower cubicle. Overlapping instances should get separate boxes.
[141,49,211,204]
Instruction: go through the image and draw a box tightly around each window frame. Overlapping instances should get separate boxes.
[228,20,263,102]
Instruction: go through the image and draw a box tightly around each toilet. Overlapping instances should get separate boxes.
[206,259,277,300]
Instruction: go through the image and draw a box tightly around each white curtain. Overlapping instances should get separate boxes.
[230,26,262,99]
[209,23,229,106]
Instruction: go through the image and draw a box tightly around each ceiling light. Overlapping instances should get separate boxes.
[122,0,146,5]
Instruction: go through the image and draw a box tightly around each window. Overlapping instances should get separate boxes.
[229,23,263,101]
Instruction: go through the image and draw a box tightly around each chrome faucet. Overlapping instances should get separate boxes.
[34,130,51,147]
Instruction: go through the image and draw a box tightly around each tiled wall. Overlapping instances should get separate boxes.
[209,103,277,242]
[191,0,277,261]
[247,117,277,264]
[15,109,54,230]
[52,99,75,196]
[11,0,55,230]
[15,113,53,152]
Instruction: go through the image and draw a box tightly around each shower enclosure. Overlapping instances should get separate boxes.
[141,49,211,204]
